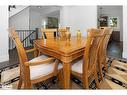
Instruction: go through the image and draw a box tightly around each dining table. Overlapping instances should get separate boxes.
[33,36,86,89]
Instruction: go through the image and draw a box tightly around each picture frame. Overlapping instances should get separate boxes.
[109,17,118,27]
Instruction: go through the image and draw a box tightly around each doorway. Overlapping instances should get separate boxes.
[97,5,123,58]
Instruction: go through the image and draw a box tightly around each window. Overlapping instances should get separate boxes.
[109,17,118,27]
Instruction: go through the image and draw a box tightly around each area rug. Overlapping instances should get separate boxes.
[0,57,127,89]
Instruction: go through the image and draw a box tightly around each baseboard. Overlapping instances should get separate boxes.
[0,55,9,62]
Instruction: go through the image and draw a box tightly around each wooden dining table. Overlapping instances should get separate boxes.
[33,37,86,89]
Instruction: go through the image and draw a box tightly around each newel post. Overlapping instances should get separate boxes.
[35,28,39,40]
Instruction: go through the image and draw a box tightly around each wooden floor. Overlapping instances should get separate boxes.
[1,59,127,89]
[107,41,123,59]
[0,47,34,70]
[0,41,123,70]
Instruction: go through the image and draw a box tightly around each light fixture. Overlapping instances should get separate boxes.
[36,6,41,8]
[8,5,16,11]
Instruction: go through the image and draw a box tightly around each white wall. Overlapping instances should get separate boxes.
[9,6,28,17]
[29,6,61,30]
[29,9,42,30]
[9,6,97,37]
[123,6,127,58]
[97,6,123,41]
[0,6,9,62]
[60,6,97,37]
[9,7,30,30]
[9,6,61,30]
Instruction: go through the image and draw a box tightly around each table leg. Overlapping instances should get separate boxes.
[63,62,71,89]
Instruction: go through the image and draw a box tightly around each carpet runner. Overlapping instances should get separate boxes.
[0,57,127,89]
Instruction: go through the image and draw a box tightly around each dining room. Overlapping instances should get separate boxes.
[0,5,127,90]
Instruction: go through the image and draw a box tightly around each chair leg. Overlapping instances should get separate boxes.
[38,51,41,56]
[24,81,32,89]
[98,62,104,81]
[34,49,39,57]
[18,77,23,89]
[93,67,99,89]
[103,59,108,72]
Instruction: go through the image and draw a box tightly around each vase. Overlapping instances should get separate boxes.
[77,30,81,39]
[65,31,71,41]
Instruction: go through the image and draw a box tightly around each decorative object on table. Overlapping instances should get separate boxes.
[65,27,71,41]
[77,30,81,39]
[58,27,69,38]
[65,40,71,47]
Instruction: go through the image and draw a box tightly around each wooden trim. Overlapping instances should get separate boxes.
[41,28,57,39]
[25,57,55,66]
[25,48,37,53]
[31,73,55,84]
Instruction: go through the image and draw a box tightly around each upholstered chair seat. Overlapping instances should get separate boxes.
[71,59,83,74]
[29,55,62,80]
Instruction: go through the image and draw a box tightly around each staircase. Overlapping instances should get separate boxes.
[9,5,39,50]
[9,28,39,50]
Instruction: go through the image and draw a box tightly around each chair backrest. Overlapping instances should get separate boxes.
[41,29,57,39]
[58,27,70,38]
[8,28,29,79]
[98,27,113,60]
[83,28,104,75]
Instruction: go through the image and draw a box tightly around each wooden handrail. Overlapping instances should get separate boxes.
[21,30,35,43]
[16,30,35,32]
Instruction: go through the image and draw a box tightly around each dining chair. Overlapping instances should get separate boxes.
[71,28,104,89]
[98,27,113,81]
[41,29,57,39]
[58,27,70,38]
[8,28,62,89]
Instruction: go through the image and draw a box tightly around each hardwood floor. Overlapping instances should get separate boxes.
[0,47,34,70]
[107,41,123,59]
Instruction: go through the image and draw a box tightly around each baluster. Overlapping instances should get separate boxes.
[27,31,29,47]
[22,31,24,47]
[25,31,26,47]
[25,31,27,47]
[35,28,39,40]
[23,31,25,47]
[24,31,25,47]
[9,38,10,49]
[28,31,29,47]
[9,38,11,49]
[26,31,28,47]
[27,37,30,47]
[20,31,22,46]
[11,38,12,49]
